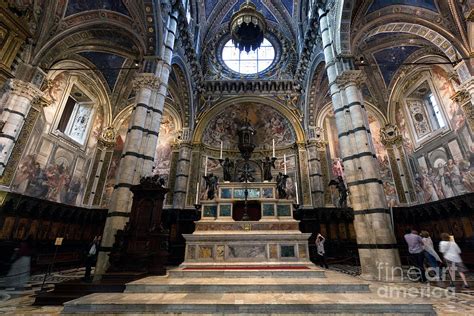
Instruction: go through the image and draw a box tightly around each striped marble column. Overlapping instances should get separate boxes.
[173,141,192,209]
[96,9,180,277]
[318,7,400,280]
[0,79,42,175]
[336,70,401,280]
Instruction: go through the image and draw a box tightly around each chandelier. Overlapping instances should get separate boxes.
[229,0,267,52]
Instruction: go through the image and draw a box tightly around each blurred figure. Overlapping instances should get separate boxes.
[420,231,442,268]
[4,236,33,289]
[83,236,101,282]
[315,233,328,269]
[439,233,469,288]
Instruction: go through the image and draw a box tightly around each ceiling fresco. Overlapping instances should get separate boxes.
[366,0,438,14]
[78,52,126,90]
[65,0,130,17]
[372,45,420,86]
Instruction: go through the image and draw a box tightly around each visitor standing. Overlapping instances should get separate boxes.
[84,236,101,282]
[439,233,469,288]
[315,233,328,269]
[404,228,427,282]
[4,236,33,289]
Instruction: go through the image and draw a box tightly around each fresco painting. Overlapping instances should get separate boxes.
[12,152,85,205]
[368,114,399,206]
[395,68,473,204]
[202,103,295,149]
[152,113,178,183]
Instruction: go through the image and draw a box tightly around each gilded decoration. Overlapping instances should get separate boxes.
[298,244,307,258]
[198,246,213,259]
[132,73,161,91]
[98,127,116,149]
[380,124,403,146]
[216,245,225,260]
[450,90,470,104]
[462,102,474,129]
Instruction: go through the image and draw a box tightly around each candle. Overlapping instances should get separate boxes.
[220,141,223,159]
[283,154,287,175]
[204,156,208,176]
[195,181,200,204]
[294,179,299,204]
[272,139,275,157]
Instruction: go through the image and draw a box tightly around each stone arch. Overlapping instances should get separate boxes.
[171,57,194,130]
[33,18,145,68]
[355,22,465,62]
[334,0,356,55]
[192,96,305,146]
[304,55,328,129]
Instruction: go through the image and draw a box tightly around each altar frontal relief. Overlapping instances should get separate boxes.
[202,103,295,149]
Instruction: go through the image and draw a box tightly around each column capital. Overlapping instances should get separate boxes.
[307,127,327,150]
[132,73,162,91]
[335,70,366,89]
[7,78,43,100]
[98,126,117,149]
[380,124,403,147]
[450,89,471,104]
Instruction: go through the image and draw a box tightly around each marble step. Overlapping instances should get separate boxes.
[125,276,370,293]
[168,268,326,279]
[62,292,435,315]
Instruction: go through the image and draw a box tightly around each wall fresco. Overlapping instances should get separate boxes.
[202,103,295,149]
[395,68,473,204]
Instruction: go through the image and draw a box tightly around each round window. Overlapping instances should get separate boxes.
[221,38,275,74]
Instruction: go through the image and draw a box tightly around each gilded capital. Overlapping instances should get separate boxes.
[380,124,403,146]
[98,126,117,149]
[335,70,366,89]
[132,73,161,91]
[450,90,470,104]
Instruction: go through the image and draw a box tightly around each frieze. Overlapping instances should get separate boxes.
[335,70,366,89]
[7,79,43,100]
[195,221,299,232]
[202,79,297,96]
[132,73,162,91]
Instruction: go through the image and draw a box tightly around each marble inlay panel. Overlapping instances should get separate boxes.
[228,245,266,259]
[220,188,232,199]
[277,204,291,216]
[195,221,299,231]
[262,188,274,198]
[203,205,217,217]
[219,204,232,217]
[262,203,275,216]
[269,244,278,259]
[298,244,307,258]
[280,245,296,258]
[216,245,225,260]
[187,245,196,260]
[198,246,213,259]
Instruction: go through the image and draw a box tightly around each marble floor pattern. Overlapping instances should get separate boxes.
[1,266,474,315]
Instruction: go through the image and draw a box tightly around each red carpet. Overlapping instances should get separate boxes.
[183,266,310,270]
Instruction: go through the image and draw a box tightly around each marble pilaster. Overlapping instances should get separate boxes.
[173,141,192,209]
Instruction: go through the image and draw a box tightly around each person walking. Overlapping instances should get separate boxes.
[420,231,442,268]
[315,233,328,269]
[439,233,469,288]
[83,236,100,282]
[404,228,427,282]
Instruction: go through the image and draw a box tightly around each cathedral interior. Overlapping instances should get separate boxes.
[0,0,473,314]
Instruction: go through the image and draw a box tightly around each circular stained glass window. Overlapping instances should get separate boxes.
[221,38,275,74]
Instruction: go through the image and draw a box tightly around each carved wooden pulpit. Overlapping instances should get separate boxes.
[108,175,169,275]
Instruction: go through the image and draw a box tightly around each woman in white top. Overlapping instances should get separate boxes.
[439,233,469,288]
[315,233,328,269]
[420,231,442,269]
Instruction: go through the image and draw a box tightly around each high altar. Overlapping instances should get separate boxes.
[182,181,311,267]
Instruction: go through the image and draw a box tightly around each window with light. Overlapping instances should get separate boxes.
[222,38,275,74]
